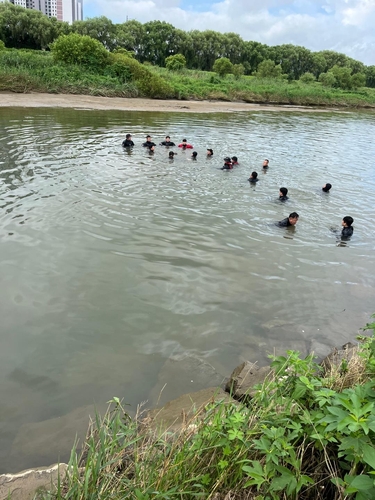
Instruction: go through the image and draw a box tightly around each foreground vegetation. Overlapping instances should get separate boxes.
[49,317,375,499]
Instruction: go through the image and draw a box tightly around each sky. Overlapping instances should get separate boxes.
[83,0,375,66]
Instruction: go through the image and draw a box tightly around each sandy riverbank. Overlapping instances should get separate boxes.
[0,93,339,113]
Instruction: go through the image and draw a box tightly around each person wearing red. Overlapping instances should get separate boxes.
[178,138,193,149]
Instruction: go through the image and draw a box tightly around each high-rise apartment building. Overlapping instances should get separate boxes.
[8,0,83,22]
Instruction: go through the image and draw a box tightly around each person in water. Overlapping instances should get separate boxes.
[169,151,176,159]
[341,216,354,240]
[160,136,176,146]
[231,156,239,165]
[178,139,193,148]
[207,149,214,156]
[248,172,259,183]
[322,183,332,193]
[143,135,156,147]
[222,157,233,170]
[263,159,269,169]
[191,151,198,159]
[277,212,299,227]
[122,133,134,147]
[279,187,289,201]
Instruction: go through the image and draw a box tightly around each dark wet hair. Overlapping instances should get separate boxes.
[224,157,231,162]
[146,135,151,139]
[289,212,299,219]
[251,171,258,178]
[166,135,170,139]
[231,156,238,162]
[192,151,197,157]
[207,148,213,155]
[126,133,132,138]
[264,159,269,162]
[343,216,353,226]
[322,183,332,192]
[280,187,288,196]
[169,151,175,157]
[182,138,187,142]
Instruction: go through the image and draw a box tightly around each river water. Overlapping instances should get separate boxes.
[0,106,374,472]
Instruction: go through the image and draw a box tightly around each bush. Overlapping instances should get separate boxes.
[51,33,109,69]
[319,71,336,87]
[300,72,316,84]
[351,72,366,89]
[213,57,233,77]
[232,63,245,80]
[0,40,5,51]
[256,59,284,79]
[165,53,186,71]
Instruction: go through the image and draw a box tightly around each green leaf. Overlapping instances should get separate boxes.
[349,474,374,491]
[363,444,375,469]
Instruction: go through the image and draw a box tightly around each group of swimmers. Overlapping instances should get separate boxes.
[122,133,354,242]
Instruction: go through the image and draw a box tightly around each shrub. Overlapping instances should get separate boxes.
[51,33,109,69]
[213,57,233,77]
[255,59,284,79]
[351,72,366,89]
[319,71,336,87]
[300,72,316,84]
[165,53,186,71]
[0,40,5,51]
[232,63,245,80]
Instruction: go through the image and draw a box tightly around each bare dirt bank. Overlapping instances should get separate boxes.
[0,93,337,113]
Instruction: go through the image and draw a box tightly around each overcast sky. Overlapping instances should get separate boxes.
[83,0,375,66]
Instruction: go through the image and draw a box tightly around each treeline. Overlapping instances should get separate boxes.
[1,2,375,87]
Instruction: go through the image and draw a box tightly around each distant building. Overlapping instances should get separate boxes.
[8,0,83,22]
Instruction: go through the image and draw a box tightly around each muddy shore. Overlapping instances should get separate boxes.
[0,93,340,113]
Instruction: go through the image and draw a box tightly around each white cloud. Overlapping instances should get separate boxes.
[84,0,375,65]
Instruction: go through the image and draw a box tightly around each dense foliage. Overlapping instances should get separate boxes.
[1,2,375,89]
[49,317,375,499]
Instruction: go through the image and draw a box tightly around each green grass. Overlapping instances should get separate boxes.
[46,317,375,500]
[152,66,375,107]
[1,49,375,107]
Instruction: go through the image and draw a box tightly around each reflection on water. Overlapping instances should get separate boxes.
[0,107,375,472]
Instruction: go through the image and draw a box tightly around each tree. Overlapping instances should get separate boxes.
[72,16,116,51]
[318,72,336,87]
[213,57,233,77]
[300,72,315,84]
[51,33,109,69]
[351,72,366,89]
[232,63,245,79]
[165,53,186,71]
[366,66,375,88]
[255,59,283,78]
[0,2,66,49]
[115,20,145,58]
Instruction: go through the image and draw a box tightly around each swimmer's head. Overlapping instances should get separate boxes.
[231,156,238,162]
[207,148,213,156]
[169,151,175,158]
[263,159,269,167]
[126,133,132,139]
[192,151,197,158]
[342,216,353,227]
[224,157,231,163]
[250,171,258,179]
[279,187,288,197]
[288,212,299,225]
[322,183,332,192]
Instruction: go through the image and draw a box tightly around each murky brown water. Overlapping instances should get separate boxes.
[0,107,374,472]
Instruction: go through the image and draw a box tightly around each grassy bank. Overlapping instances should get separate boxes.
[49,317,375,500]
[150,66,375,107]
[1,49,375,108]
